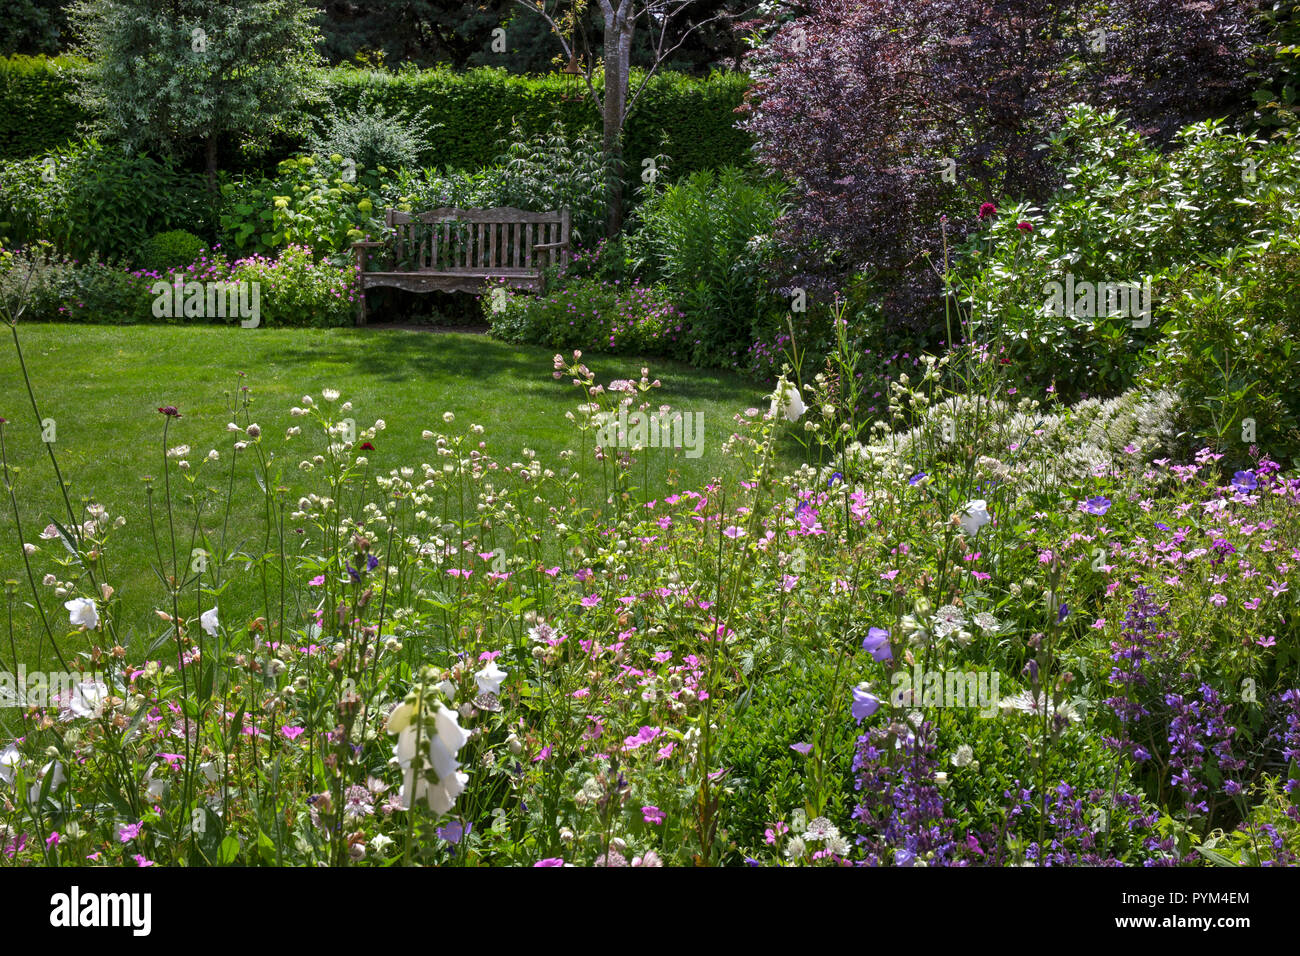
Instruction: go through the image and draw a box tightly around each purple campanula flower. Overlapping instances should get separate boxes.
[437,821,471,844]
[852,685,881,723]
[862,626,892,662]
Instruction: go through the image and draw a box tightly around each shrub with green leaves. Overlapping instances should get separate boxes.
[1146,237,1300,468]
[0,138,208,262]
[630,167,787,366]
[307,94,437,172]
[226,244,357,327]
[0,240,149,323]
[485,277,685,357]
[67,0,324,187]
[218,154,391,261]
[959,106,1294,400]
[488,127,611,249]
[137,230,208,275]
[323,65,752,184]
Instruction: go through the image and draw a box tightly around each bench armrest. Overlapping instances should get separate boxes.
[352,240,386,248]
[532,241,567,250]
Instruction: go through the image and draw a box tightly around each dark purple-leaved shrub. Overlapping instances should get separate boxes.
[1096,0,1261,139]
[739,0,1264,330]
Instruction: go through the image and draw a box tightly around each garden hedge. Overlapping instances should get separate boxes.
[0,56,753,176]
[0,55,87,161]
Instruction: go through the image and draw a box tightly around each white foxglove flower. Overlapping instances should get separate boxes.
[200,606,219,637]
[434,704,469,751]
[67,681,108,719]
[474,660,507,696]
[386,700,415,734]
[0,744,20,786]
[959,500,992,536]
[394,711,470,814]
[769,378,807,423]
[29,760,66,803]
[64,597,99,630]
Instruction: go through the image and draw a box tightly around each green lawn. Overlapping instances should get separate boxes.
[0,324,776,663]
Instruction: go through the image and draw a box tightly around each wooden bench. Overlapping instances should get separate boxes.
[353,206,571,325]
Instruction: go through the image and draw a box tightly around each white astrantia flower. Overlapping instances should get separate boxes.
[803,816,840,842]
[322,388,340,402]
[475,660,507,696]
[64,597,99,630]
[959,500,992,536]
[201,606,219,638]
[769,377,807,423]
[951,744,975,767]
[1000,690,1083,723]
[935,604,967,632]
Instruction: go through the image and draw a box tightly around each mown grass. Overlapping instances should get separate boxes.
[0,324,779,666]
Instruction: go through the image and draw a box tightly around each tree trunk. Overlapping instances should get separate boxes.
[205,134,219,197]
[602,3,633,237]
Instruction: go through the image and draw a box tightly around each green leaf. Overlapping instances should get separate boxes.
[1193,845,1240,867]
[218,834,241,865]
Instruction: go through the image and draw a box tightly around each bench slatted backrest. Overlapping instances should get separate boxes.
[384,205,569,273]
[386,208,568,274]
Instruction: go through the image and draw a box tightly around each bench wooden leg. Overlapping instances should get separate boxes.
[357,285,367,326]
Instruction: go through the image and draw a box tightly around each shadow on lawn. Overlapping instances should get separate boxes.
[264,330,768,406]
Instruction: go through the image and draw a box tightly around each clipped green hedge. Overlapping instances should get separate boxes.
[0,54,88,160]
[0,55,752,176]
[325,67,751,179]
